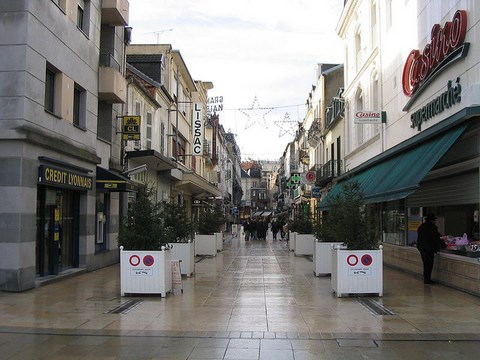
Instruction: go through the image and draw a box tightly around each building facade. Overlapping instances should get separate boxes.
[0,0,131,291]
[329,0,480,295]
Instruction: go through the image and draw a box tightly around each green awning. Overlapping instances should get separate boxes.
[318,125,467,209]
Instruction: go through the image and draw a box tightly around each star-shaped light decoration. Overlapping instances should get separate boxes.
[239,96,273,129]
[274,112,298,137]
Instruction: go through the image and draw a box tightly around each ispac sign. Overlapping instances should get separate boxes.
[192,103,204,156]
[402,10,468,102]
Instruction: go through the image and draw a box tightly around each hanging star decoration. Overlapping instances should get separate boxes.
[274,112,298,137]
[239,96,273,129]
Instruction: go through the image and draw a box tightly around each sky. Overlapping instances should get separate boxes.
[128,0,344,160]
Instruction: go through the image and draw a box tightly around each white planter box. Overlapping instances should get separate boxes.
[169,241,195,277]
[289,231,296,251]
[120,247,172,297]
[313,241,344,276]
[294,234,315,256]
[215,232,223,251]
[331,246,383,297]
[194,234,217,256]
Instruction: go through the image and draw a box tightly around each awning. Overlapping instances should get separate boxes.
[176,172,222,198]
[96,167,136,192]
[319,124,467,209]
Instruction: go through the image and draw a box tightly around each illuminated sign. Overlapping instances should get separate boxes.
[38,165,93,190]
[122,115,141,140]
[402,10,468,110]
[192,103,204,156]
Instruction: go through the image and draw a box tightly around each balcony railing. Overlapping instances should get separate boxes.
[100,53,121,72]
[316,160,343,186]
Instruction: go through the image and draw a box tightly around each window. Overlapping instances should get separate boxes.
[355,88,364,147]
[371,2,377,48]
[45,67,56,113]
[355,29,362,71]
[146,112,152,149]
[77,3,84,29]
[386,0,393,30]
[51,0,66,12]
[371,71,380,135]
[160,122,165,154]
[76,0,90,35]
[172,129,186,164]
[382,200,406,246]
[73,83,86,128]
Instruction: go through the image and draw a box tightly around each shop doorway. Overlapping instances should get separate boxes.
[36,187,79,276]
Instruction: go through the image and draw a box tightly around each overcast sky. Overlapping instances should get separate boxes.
[128,0,344,160]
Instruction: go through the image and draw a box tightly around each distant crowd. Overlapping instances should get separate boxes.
[241,218,288,241]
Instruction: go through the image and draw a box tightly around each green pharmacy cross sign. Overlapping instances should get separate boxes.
[291,173,301,184]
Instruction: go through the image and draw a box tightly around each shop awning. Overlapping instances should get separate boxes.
[96,167,136,192]
[176,172,222,198]
[319,124,467,209]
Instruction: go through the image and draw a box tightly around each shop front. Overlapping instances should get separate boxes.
[36,162,93,277]
[318,106,480,295]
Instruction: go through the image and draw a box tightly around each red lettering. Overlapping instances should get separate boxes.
[402,10,467,97]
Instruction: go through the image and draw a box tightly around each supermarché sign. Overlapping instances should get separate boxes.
[410,77,462,131]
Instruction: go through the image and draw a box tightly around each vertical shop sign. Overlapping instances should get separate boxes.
[192,103,203,156]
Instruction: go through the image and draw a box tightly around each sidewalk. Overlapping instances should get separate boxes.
[1,234,480,359]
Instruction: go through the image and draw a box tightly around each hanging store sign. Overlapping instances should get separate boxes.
[354,111,386,124]
[192,103,204,156]
[402,10,469,111]
[410,77,462,131]
[207,95,224,113]
[122,115,141,140]
[38,165,93,190]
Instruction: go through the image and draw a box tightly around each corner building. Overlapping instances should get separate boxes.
[330,1,480,294]
[0,0,131,291]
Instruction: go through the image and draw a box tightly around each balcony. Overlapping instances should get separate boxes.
[316,160,343,186]
[101,0,129,26]
[99,54,126,103]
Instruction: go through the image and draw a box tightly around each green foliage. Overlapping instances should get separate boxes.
[118,187,167,250]
[161,201,194,243]
[315,180,379,250]
[197,204,225,235]
[290,205,314,234]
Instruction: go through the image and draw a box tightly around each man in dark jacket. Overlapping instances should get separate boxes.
[417,213,445,284]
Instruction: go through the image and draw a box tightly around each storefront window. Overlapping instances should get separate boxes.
[430,204,479,258]
[381,199,406,246]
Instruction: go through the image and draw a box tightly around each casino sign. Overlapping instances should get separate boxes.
[402,10,469,111]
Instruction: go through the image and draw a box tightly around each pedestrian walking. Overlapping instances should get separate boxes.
[271,220,279,240]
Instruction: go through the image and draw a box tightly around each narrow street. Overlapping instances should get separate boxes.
[1,234,480,359]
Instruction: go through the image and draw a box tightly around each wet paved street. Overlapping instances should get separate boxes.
[2,234,480,359]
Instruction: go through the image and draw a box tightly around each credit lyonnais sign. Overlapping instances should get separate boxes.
[38,165,93,190]
[402,10,469,111]
[122,115,141,140]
